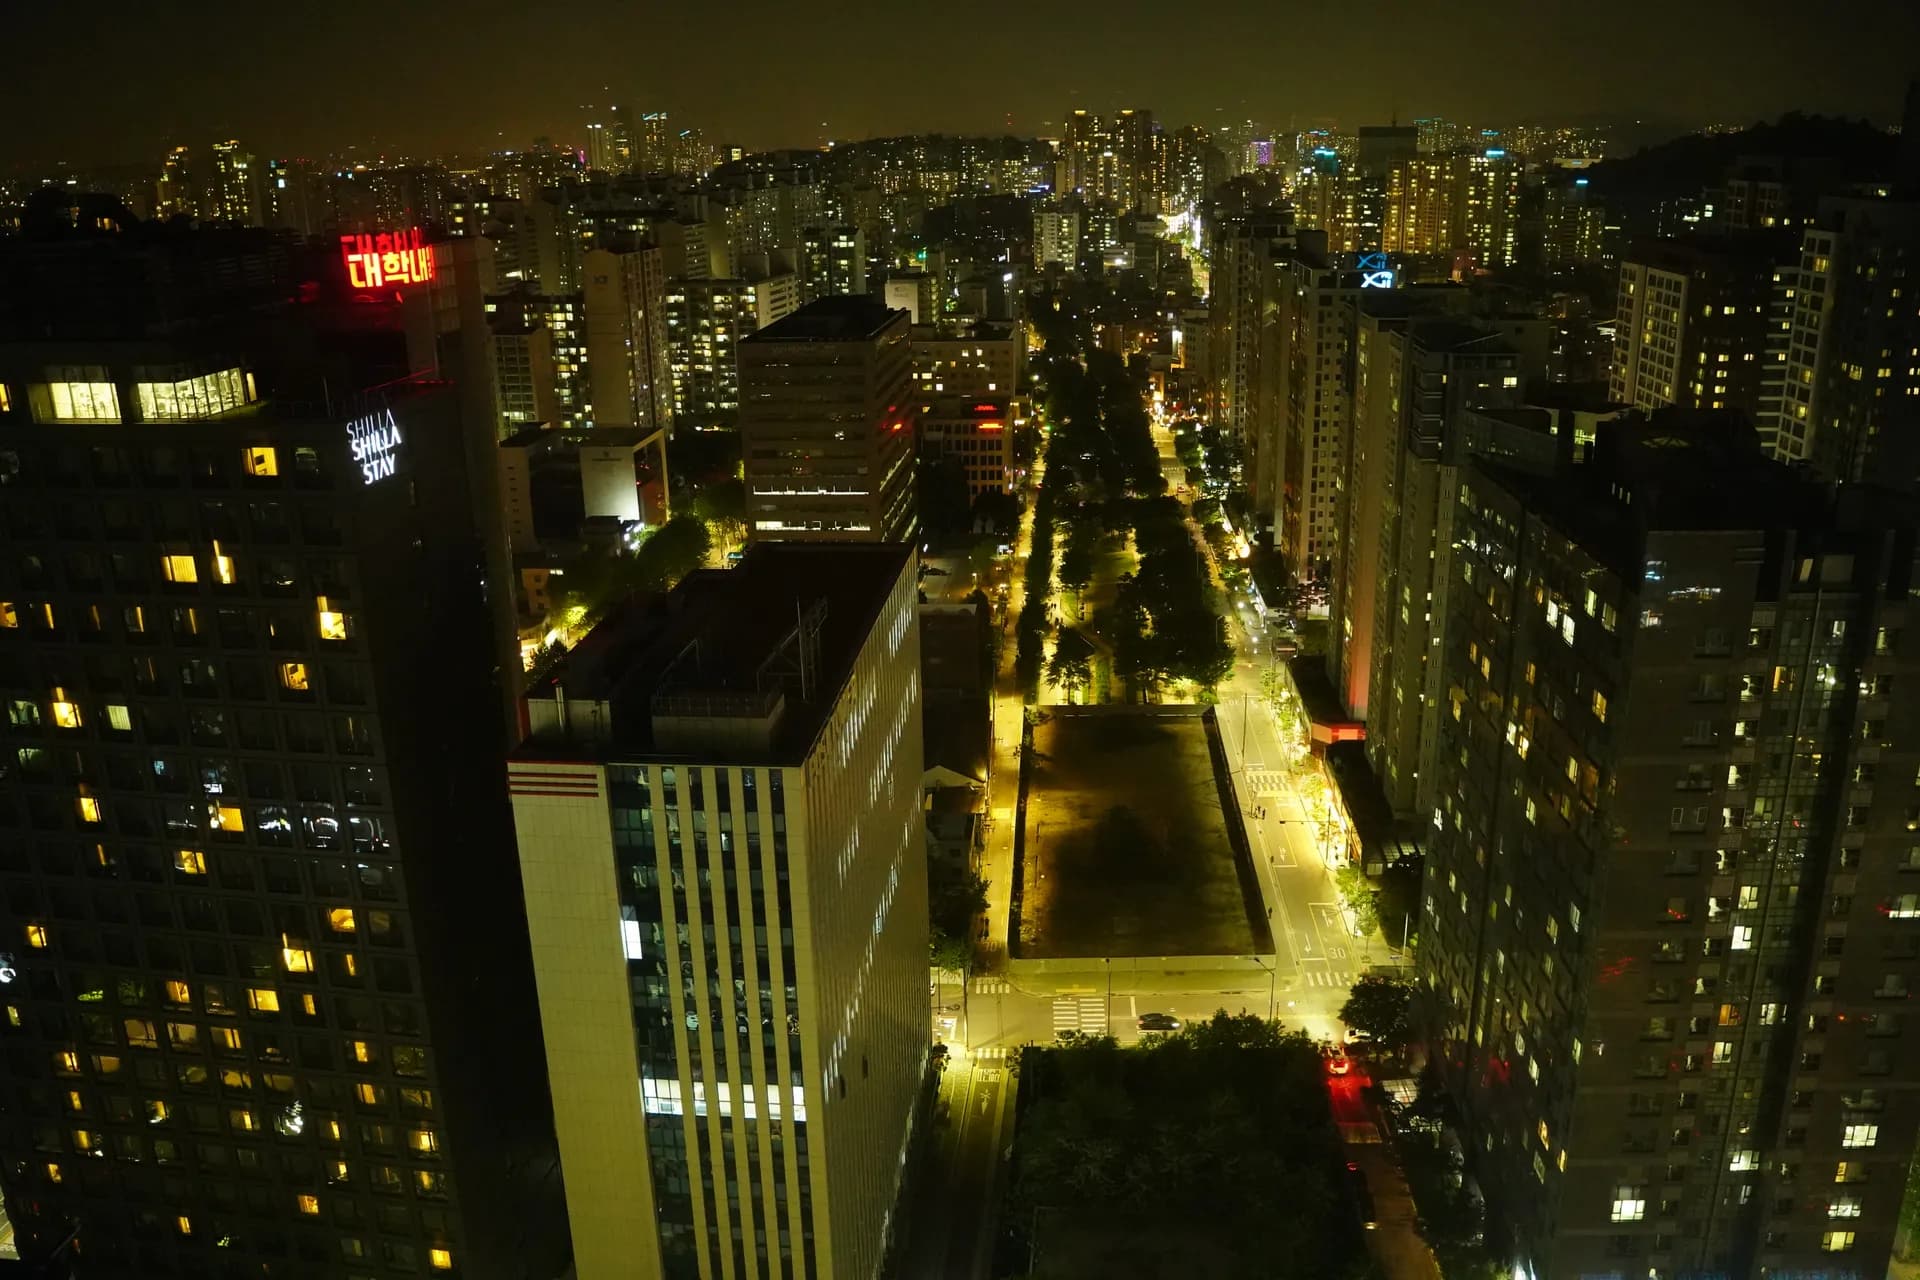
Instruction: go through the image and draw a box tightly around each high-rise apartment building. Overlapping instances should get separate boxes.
[155,147,197,221]
[1273,243,1365,583]
[1767,196,1920,481]
[797,226,867,302]
[1033,203,1082,270]
[1060,108,1154,211]
[637,112,673,175]
[206,141,264,226]
[1204,206,1296,512]
[1422,416,1920,1280]
[0,225,564,1278]
[1608,234,1787,422]
[583,242,674,434]
[663,273,800,427]
[1448,149,1521,271]
[508,542,927,1280]
[1383,157,1450,259]
[738,297,915,542]
[585,106,634,174]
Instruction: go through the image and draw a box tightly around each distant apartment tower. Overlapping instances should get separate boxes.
[663,272,801,426]
[583,242,674,433]
[205,140,264,225]
[1448,149,1521,271]
[739,297,916,542]
[1034,203,1082,269]
[1423,416,1920,1280]
[490,320,562,436]
[1608,234,1787,422]
[154,146,197,220]
[585,105,634,173]
[637,111,673,173]
[798,226,867,301]
[508,542,927,1280]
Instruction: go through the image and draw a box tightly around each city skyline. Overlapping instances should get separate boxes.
[2,0,1916,167]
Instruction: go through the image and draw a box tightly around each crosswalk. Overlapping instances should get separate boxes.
[1299,970,1355,990]
[1051,995,1109,1036]
[972,1045,1011,1061]
[971,976,1011,995]
[1245,769,1288,795]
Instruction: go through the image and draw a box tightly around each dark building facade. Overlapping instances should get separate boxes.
[0,226,563,1278]
[1421,414,1920,1280]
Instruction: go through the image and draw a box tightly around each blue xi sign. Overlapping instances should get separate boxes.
[1357,251,1396,289]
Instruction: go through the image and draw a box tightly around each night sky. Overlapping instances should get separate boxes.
[3,0,1915,166]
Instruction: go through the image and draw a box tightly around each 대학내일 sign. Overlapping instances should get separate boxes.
[346,407,403,486]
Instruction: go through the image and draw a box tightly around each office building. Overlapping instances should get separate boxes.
[1768,195,1920,480]
[917,397,1014,498]
[1422,415,1920,1280]
[739,297,915,542]
[508,542,926,1280]
[583,242,673,434]
[0,224,564,1277]
[1608,234,1787,422]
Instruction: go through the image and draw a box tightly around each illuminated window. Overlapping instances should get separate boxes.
[1822,1231,1856,1253]
[65,1090,83,1113]
[134,368,248,421]
[211,804,245,833]
[48,689,82,727]
[211,542,236,586]
[123,1018,158,1049]
[301,994,318,1017]
[1610,1185,1646,1222]
[296,1193,320,1215]
[44,1162,61,1184]
[147,1099,170,1123]
[248,988,280,1013]
[42,379,121,423]
[281,937,314,973]
[329,908,356,934]
[430,1247,453,1271]
[1728,1149,1758,1171]
[244,446,279,477]
[0,384,9,411]
[317,597,347,641]
[75,793,101,824]
[230,1108,258,1132]
[355,1082,382,1106]
[0,602,15,629]
[26,924,48,949]
[161,554,198,585]
[164,979,190,1005]
[329,1159,350,1183]
[213,1026,242,1051]
[280,662,310,691]
[55,1049,79,1074]
[1842,1124,1878,1149]
[351,1040,374,1064]
[106,704,132,732]
[175,1214,192,1236]
[410,1128,439,1154]
[174,850,207,875]
[1830,1195,1863,1218]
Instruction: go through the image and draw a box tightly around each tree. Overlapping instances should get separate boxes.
[927,858,988,974]
[1058,534,1095,597]
[1339,974,1412,1051]
[1335,865,1380,939]
[1047,628,1094,702]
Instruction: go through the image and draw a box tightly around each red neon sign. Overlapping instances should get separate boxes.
[340,228,435,289]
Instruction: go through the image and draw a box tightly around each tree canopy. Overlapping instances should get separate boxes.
[1339,974,1412,1051]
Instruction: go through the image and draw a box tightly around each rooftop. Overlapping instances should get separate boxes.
[520,541,912,763]
[1475,411,1843,578]
[747,295,904,344]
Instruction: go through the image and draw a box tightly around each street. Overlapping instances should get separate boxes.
[907,404,1423,1280]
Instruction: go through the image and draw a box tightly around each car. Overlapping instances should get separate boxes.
[1136,1012,1182,1032]
[1342,1024,1372,1046]
[1326,1047,1353,1076]
[1345,1161,1377,1229]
